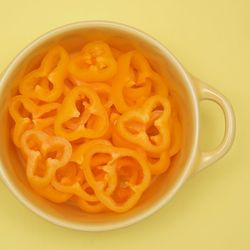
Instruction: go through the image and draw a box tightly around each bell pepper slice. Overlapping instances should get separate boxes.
[110,47,123,60]
[80,141,151,213]
[9,95,60,147]
[71,195,106,213]
[146,116,181,175]
[71,139,111,165]
[71,140,117,197]
[111,51,169,114]
[112,124,142,152]
[19,45,69,102]
[111,51,152,113]
[20,129,72,188]
[9,95,59,122]
[86,82,112,109]
[54,85,109,141]
[145,106,182,175]
[123,78,151,104]
[149,71,168,97]
[63,78,76,96]
[101,111,119,140]
[32,184,72,203]
[11,118,32,148]
[68,41,117,82]
[146,151,170,175]
[51,161,98,202]
[116,95,171,154]
[69,81,113,110]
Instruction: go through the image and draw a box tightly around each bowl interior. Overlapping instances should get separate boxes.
[0,22,198,230]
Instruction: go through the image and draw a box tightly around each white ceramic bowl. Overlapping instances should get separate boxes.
[0,21,235,231]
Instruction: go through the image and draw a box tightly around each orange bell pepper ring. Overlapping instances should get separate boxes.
[146,151,170,175]
[32,184,72,203]
[19,45,69,102]
[71,139,111,165]
[50,146,107,211]
[11,120,32,148]
[9,95,60,146]
[101,112,119,140]
[123,78,151,105]
[110,47,123,60]
[149,71,169,97]
[51,161,98,202]
[54,85,109,141]
[111,51,152,113]
[68,41,117,82]
[112,124,143,152]
[80,140,151,213]
[20,129,72,189]
[71,140,117,200]
[63,78,76,96]
[9,95,60,124]
[69,81,113,110]
[146,119,181,175]
[71,196,106,213]
[111,51,169,113]
[86,82,113,110]
[116,95,171,155]
[145,108,182,175]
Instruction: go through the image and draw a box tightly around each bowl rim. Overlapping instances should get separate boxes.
[0,20,199,231]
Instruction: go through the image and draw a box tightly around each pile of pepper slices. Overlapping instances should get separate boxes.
[8,41,181,213]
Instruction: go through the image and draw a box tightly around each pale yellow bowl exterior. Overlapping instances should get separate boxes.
[0,21,235,231]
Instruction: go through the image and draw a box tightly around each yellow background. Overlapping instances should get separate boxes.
[0,0,249,249]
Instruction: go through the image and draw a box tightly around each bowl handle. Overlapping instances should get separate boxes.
[193,76,236,172]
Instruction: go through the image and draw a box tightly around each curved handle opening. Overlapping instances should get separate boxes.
[195,78,236,172]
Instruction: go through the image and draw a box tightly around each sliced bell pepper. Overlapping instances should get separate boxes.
[68,41,117,82]
[32,184,72,203]
[51,161,98,202]
[19,45,69,102]
[146,115,181,175]
[68,82,113,110]
[71,139,117,197]
[123,78,151,105]
[9,95,59,122]
[80,140,151,213]
[71,196,106,213]
[149,71,169,97]
[116,95,171,155]
[101,112,120,140]
[20,129,72,188]
[146,151,170,175]
[63,78,76,96]
[111,51,152,113]
[110,47,123,60]
[145,105,182,174]
[54,85,109,141]
[86,82,112,110]
[111,51,169,114]
[71,139,111,165]
[11,119,32,148]
[62,77,113,110]
[9,95,60,147]
[112,124,142,152]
